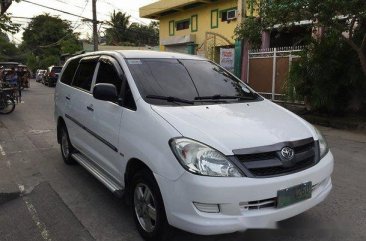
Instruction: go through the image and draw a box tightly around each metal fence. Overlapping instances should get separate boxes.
[247,46,304,103]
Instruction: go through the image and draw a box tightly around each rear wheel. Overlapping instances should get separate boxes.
[132,169,171,241]
[0,96,15,114]
[60,125,76,165]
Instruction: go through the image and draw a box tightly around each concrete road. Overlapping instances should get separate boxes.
[0,82,365,241]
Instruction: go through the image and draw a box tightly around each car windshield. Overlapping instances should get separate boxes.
[126,58,261,106]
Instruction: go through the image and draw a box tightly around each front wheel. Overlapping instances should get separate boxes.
[132,170,171,241]
[0,96,15,114]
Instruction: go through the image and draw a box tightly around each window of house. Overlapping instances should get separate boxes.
[72,59,98,92]
[169,20,175,36]
[176,19,190,31]
[221,8,237,22]
[211,9,218,28]
[96,59,122,94]
[191,15,198,32]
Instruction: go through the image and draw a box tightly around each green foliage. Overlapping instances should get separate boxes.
[287,30,366,114]
[105,11,131,45]
[105,11,159,46]
[234,17,262,48]
[128,22,159,46]
[0,13,20,34]
[20,14,82,70]
[0,31,23,62]
[235,0,366,75]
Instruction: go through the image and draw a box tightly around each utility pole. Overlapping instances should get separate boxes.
[92,0,98,51]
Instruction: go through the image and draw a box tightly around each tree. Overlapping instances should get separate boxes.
[21,14,82,70]
[0,0,21,34]
[235,0,366,76]
[0,31,23,62]
[105,11,159,46]
[105,10,131,45]
[0,13,20,34]
[128,21,159,46]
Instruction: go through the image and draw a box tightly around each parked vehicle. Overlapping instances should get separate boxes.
[36,69,47,82]
[43,66,62,87]
[0,62,20,69]
[54,51,334,241]
[0,88,15,114]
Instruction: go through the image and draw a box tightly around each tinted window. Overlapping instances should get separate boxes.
[127,59,198,105]
[96,59,122,94]
[72,61,97,91]
[176,20,189,31]
[127,59,259,106]
[61,58,80,85]
[123,83,136,111]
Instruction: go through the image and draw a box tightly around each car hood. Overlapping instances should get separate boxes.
[151,100,317,155]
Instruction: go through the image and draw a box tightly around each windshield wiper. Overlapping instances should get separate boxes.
[146,95,194,105]
[194,94,257,101]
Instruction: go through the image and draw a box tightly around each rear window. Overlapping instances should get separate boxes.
[72,61,97,92]
[61,59,80,85]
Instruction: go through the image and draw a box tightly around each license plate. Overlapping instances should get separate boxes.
[277,182,312,208]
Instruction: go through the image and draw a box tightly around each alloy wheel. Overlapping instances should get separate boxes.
[134,183,157,233]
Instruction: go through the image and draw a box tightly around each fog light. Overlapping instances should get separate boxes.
[193,202,220,213]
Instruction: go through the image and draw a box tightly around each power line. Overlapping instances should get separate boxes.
[20,0,93,21]
[52,0,85,10]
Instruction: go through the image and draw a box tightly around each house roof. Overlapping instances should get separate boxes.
[140,0,213,19]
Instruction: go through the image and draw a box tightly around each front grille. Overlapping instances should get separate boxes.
[249,157,314,177]
[235,139,318,178]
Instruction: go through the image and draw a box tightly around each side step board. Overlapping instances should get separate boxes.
[72,153,124,197]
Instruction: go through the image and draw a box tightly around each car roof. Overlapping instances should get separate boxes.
[70,50,206,61]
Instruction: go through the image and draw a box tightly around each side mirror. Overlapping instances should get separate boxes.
[93,83,118,102]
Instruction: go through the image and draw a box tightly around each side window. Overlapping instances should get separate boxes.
[61,58,80,85]
[72,61,97,91]
[96,59,122,94]
[123,82,136,111]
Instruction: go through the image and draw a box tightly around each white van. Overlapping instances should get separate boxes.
[54,51,333,241]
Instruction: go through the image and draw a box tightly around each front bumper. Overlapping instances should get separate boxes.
[155,151,334,235]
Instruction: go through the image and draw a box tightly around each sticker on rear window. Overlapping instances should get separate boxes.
[128,60,142,65]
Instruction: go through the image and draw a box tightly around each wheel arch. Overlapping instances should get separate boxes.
[57,117,66,144]
[124,158,155,204]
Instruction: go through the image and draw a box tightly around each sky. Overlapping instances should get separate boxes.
[7,0,157,44]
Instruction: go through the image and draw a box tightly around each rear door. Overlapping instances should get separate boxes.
[57,57,81,142]
[67,56,99,156]
[88,56,125,181]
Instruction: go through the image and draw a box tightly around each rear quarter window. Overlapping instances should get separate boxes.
[60,58,80,85]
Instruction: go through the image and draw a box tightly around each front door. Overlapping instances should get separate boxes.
[89,56,125,182]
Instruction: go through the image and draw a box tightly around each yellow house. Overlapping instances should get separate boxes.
[142,1,249,72]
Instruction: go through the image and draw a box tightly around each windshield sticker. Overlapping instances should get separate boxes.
[128,59,142,65]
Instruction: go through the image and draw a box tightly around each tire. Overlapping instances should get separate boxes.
[132,169,171,241]
[60,125,76,165]
[0,96,15,114]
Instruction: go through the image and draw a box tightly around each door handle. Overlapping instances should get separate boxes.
[87,105,94,112]
[65,96,70,100]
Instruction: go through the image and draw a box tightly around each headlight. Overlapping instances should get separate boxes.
[314,127,329,159]
[169,138,243,177]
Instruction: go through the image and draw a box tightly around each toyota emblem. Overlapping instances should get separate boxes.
[281,147,295,160]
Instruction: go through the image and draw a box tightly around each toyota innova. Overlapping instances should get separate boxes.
[54,51,333,241]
